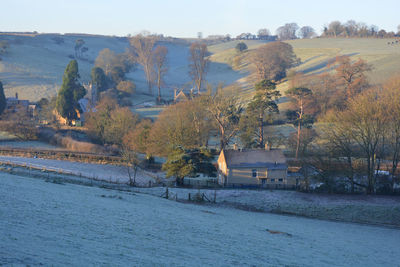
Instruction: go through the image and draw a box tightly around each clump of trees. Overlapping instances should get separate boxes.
[252,42,297,81]
[85,96,139,145]
[128,33,169,101]
[320,78,400,194]
[322,20,397,38]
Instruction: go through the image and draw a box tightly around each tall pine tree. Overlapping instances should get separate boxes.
[56,60,86,124]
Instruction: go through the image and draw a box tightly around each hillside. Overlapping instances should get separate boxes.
[289,38,400,83]
[1,34,399,112]
[0,33,244,103]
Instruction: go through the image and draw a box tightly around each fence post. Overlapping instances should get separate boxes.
[165,187,169,199]
[214,190,217,203]
[188,193,191,201]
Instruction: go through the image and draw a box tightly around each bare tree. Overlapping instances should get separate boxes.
[276,23,299,40]
[95,48,122,76]
[382,75,400,192]
[129,34,156,94]
[257,28,271,39]
[189,43,209,93]
[333,55,372,98]
[203,85,243,150]
[327,21,343,37]
[153,46,168,103]
[298,26,316,39]
[285,87,313,159]
[121,148,140,186]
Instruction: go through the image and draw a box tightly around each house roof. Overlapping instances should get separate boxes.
[222,149,287,169]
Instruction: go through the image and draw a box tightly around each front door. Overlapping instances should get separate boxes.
[261,178,266,187]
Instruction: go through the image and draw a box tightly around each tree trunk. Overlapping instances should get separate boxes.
[296,121,301,159]
[259,111,264,148]
[133,166,137,186]
[347,156,355,193]
[157,69,162,103]
[219,124,225,151]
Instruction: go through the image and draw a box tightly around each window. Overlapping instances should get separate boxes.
[252,169,257,178]
[278,178,283,182]
[270,178,275,182]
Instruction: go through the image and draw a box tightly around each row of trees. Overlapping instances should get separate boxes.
[238,22,399,41]
[322,20,400,38]
[318,76,400,194]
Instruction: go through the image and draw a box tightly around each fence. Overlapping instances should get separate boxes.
[160,187,217,203]
[224,183,298,190]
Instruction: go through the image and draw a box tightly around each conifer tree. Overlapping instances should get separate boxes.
[56,60,86,124]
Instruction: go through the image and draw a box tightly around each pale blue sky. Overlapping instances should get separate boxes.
[2,0,399,37]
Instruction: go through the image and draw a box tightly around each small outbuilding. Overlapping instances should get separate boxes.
[217,147,290,188]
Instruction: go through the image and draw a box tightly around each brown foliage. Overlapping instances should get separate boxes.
[122,119,152,154]
[0,107,38,140]
[116,80,135,95]
[252,42,296,81]
[85,97,139,145]
[147,99,211,156]
[332,55,371,98]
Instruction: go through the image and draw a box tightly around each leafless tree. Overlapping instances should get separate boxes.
[189,43,209,93]
[153,46,168,103]
[257,28,271,39]
[298,26,316,39]
[129,34,157,94]
[276,23,299,40]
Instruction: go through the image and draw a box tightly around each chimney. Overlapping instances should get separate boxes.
[15,92,18,99]
[233,143,238,150]
[265,142,270,151]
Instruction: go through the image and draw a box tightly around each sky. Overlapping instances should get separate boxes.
[2,0,399,38]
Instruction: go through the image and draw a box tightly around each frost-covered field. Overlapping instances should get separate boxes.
[137,187,400,227]
[0,155,157,186]
[0,140,62,150]
[1,173,400,266]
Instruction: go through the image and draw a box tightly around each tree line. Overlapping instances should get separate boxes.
[235,21,400,41]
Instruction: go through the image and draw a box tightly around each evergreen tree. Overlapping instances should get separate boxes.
[56,60,86,124]
[0,80,6,115]
[162,146,216,185]
[91,67,108,93]
[243,80,280,148]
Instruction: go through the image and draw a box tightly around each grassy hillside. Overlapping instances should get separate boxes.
[0,34,244,103]
[1,34,399,120]
[206,37,400,108]
[288,38,400,84]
